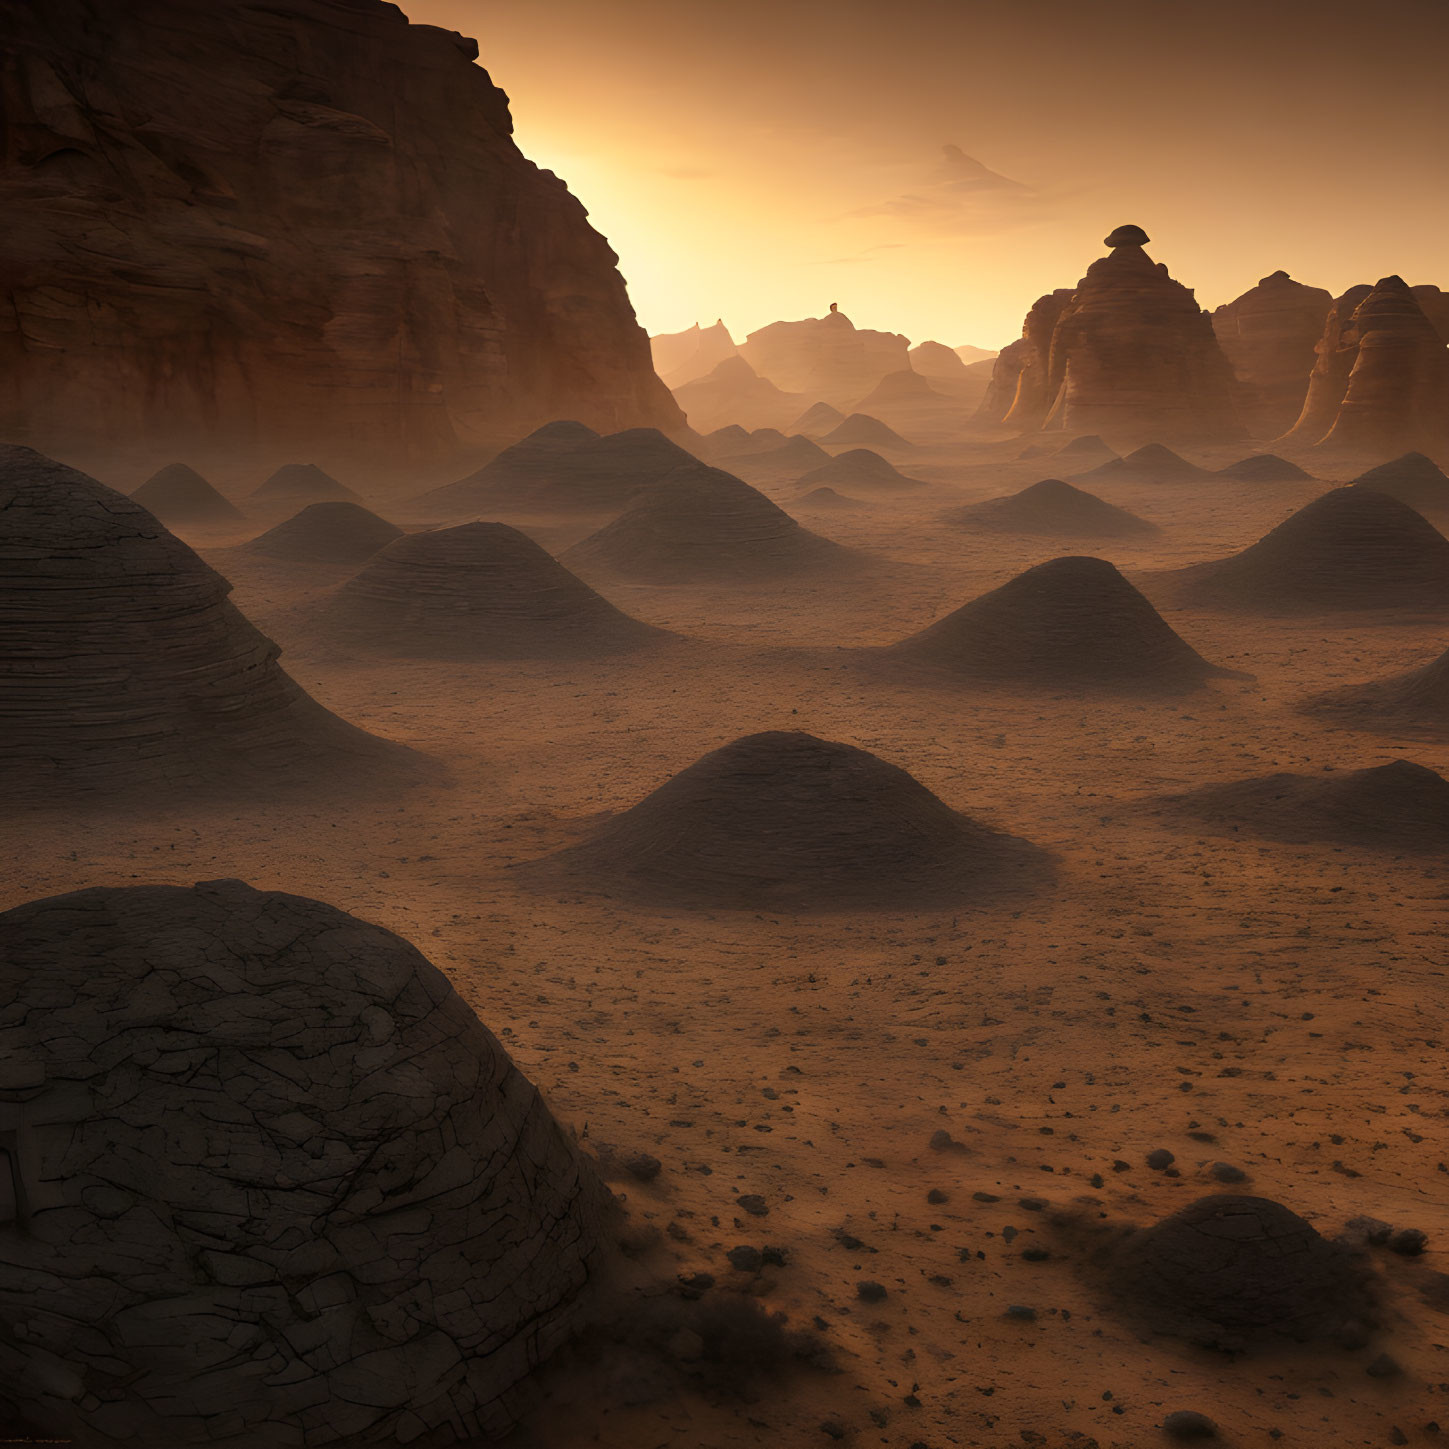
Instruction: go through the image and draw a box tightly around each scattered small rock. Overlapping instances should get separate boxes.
[857,1280,888,1303]
[1162,1409,1218,1441]
[737,1193,769,1217]
[1147,1149,1175,1170]
[1366,1352,1402,1379]
[927,1188,949,1205]
[726,1246,763,1273]
[622,1152,662,1182]
[1209,1162,1246,1183]
[1390,1227,1428,1256]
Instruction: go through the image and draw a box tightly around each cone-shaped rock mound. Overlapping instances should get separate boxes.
[130,463,244,525]
[251,461,359,506]
[243,501,405,564]
[321,521,663,657]
[820,412,913,449]
[796,448,926,491]
[1099,1195,1375,1349]
[883,556,1234,691]
[946,479,1157,538]
[793,401,846,435]
[855,368,942,408]
[1348,452,1449,515]
[796,486,865,508]
[1076,443,1211,482]
[563,464,855,583]
[520,731,1051,910]
[419,424,692,516]
[1153,758,1449,851]
[0,879,609,1446]
[1167,487,1449,612]
[1052,434,1120,463]
[0,445,420,806]
[718,433,831,475]
[1215,453,1315,481]
[1303,645,1449,737]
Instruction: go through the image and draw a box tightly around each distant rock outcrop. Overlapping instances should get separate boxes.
[1153,759,1449,852]
[651,319,738,387]
[130,463,244,527]
[1075,443,1212,483]
[717,434,832,480]
[854,369,944,411]
[243,502,404,564]
[882,556,1233,691]
[0,445,421,806]
[0,0,681,478]
[946,479,1157,538]
[796,449,927,492]
[975,290,1075,428]
[792,401,847,435]
[1214,453,1314,481]
[1211,271,1334,436]
[739,309,911,408]
[321,522,663,657]
[1283,277,1449,457]
[1166,487,1449,612]
[672,356,804,433]
[909,341,972,378]
[564,464,854,583]
[820,413,913,450]
[1303,644,1449,737]
[251,462,360,508]
[0,879,609,1446]
[1347,452,1449,516]
[520,730,1051,910]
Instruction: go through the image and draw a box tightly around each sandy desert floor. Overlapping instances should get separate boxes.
[6,437,1449,1448]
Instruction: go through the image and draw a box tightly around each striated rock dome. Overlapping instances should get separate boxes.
[0,879,610,1446]
[0,444,421,806]
[520,730,1051,910]
[795,449,926,492]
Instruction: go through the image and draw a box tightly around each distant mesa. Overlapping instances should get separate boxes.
[563,463,855,583]
[881,555,1235,692]
[0,445,422,807]
[243,501,404,565]
[738,309,911,409]
[1151,759,1449,853]
[1283,275,1449,457]
[1075,443,1212,482]
[1214,453,1315,481]
[908,341,971,378]
[854,368,944,411]
[671,355,804,433]
[820,412,914,450]
[1347,451,1449,515]
[0,879,608,1445]
[1164,487,1449,612]
[1095,1194,1376,1351]
[946,479,1158,538]
[717,433,832,478]
[1211,271,1333,437]
[792,400,847,436]
[1302,644,1449,738]
[519,730,1052,911]
[795,448,927,492]
[251,462,360,507]
[418,424,696,516]
[651,318,738,388]
[320,522,665,657]
[130,463,244,527]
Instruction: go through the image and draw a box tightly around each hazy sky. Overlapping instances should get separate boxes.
[406,0,1449,350]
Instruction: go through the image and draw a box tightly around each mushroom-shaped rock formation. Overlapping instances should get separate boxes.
[130,463,244,527]
[792,401,847,436]
[1213,453,1315,481]
[882,556,1234,692]
[1165,487,1449,613]
[243,501,405,564]
[319,522,664,657]
[1074,442,1212,482]
[1347,452,1449,516]
[419,425,696,517]
[819,413,914,450]
[519,730,1051,910]
[250,462,360,507]
[946,479,1157,538]
[671,356,805,434]
[974,290,1077,429]
[1302,645,1449,737]
[1152,759,1449,852]
[1104,223,1150,247]
[1018,229,1245,445]
[563,464,855,583]
[1283,277,1449,456]
[795,448,927,492]
[0,445,421,806]
[0,879,610,1446]
[1104,1195,1375,1349]
[1211,271,1334,436]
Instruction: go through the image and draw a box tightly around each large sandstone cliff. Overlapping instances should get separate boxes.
[0,0,682,481]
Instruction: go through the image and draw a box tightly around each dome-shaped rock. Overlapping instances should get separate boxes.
[243,501,404,564]
[946,479,1157,538]
[130,463,244,526]
[251,462,360,507]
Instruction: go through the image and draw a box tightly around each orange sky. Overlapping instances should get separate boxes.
[406,0,1449,351]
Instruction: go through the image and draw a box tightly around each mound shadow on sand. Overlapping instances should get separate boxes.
[1301,644,1449,737]
[0,445,426,808]
[1159,487,1449,613]
[563,464,860,584]
[1145,758,1449,852]
[316,521,667,658]
[516,730,1053,911]
[242,501,404,564]
[945,478,1158,538]
[872,556,1242,692]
